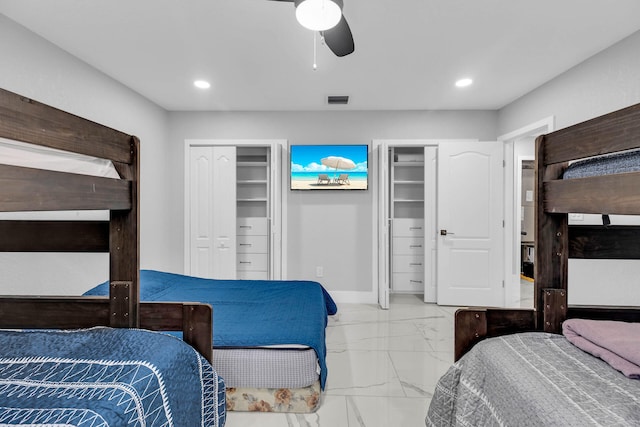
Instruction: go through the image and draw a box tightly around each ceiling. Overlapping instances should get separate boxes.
[2,0,640,112]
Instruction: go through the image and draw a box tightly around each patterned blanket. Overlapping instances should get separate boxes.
[0,327,226,426]
[427,332,640,426]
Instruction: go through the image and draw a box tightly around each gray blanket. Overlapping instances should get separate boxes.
[426,333,640,426]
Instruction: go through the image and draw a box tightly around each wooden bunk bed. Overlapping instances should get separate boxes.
[0,88,225,426]
[427,103,640,426]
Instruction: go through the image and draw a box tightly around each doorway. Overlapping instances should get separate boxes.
[499,116,554,307]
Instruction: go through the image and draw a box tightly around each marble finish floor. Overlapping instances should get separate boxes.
[225,294,457,427]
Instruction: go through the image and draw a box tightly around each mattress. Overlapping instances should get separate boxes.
[563,149,640,179]
[0,136,120,178]
[427,332,640,426]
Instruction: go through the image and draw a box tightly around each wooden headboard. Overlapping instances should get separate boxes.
[0,88,212,361]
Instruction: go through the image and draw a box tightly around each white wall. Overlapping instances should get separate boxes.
[498,30,640,306]
[168,111,498,298]
[499,30,640,134]
[0,15,172,295]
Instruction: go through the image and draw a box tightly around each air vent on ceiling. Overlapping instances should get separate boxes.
[328,95,349,105]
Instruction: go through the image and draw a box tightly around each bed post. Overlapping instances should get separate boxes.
[534,135,568,331]
[109,136,140,328]
[454,309,487,361]
[183,304,214,363]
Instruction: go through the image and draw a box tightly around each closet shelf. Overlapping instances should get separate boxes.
[237,198,268,202]
[237,180,268,185]
[237,161,268,167]
[393,161,424,167]
[394,180,425,185]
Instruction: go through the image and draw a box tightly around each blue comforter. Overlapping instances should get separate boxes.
[85,270,337,389]
[0,326,226,426]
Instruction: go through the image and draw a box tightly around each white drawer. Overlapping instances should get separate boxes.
[237,253,268,271]
[392,237,425,255]
[393,218,425,237]
[392,272,425,292]
[392,255,425,272]
[237,217,268,236]
[237,235,268,253]
[237,271,269,280]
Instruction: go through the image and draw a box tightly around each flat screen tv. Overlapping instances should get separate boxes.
[290,144,368,190]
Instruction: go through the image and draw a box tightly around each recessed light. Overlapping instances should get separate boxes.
[194,80,211,89]
[455,78,473,88]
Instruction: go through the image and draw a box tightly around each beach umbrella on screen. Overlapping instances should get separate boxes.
[321,156,356,171]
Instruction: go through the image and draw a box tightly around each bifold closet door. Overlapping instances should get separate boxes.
[189,146,237,279]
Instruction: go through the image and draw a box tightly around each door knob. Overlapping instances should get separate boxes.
[440,229,455,236]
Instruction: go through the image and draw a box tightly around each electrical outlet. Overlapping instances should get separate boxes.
[316,266,323,277]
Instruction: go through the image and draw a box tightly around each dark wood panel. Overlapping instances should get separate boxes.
[485,308,536,337]
[569,225,640,259]
[543,173,640,215]
[567,306,640,323]
[542,289,567,334]
[454,308,535,361]
[454,309,487,361]
[0,88,133,164]
[140,302,213,363]
[0,164,131,212]
[0,298,213,363]
[542,103,640,165]
[109,136,139,327]
[0,297,111,328]
[183,304,213,363]
[0,220,109,252]
[535,137,568,329]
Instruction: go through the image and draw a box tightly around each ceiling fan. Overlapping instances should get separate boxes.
[268,0,355,57]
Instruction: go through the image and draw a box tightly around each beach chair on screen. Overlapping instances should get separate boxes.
[334,174,350,185]
[317,174,331,184]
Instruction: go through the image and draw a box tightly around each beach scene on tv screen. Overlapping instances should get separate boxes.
[290,145,368,190]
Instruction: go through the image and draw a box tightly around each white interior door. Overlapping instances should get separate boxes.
[377,143,390,309]
[437,141,504,306]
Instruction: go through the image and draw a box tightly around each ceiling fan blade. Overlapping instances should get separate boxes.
[323,14,354,57]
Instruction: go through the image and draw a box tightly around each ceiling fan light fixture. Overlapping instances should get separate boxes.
[194,80,211,89]
[455,78,473,88]
[295,0,342,31]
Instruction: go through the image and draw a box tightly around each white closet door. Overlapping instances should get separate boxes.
[269,142,282,279]
[189,146,237,279]
[378,144,390,309]
[423,146,437,303]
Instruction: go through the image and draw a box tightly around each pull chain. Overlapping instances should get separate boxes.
[313,31,318,71]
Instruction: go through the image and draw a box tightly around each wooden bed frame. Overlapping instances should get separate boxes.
[455,102,640,361]
[0,88,213,362]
